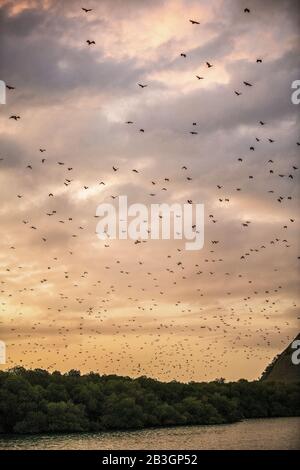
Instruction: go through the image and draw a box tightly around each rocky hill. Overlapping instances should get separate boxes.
[260,333,300,383]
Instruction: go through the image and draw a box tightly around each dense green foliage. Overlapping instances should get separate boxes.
[0,367,299,434]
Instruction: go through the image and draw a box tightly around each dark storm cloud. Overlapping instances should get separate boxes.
[0,9,142,97]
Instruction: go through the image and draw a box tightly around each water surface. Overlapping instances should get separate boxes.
[0,417,299,450]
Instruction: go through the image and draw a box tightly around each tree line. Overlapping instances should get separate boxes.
[0,367,299,434]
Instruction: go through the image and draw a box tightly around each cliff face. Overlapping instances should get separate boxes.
[260,333,300,383]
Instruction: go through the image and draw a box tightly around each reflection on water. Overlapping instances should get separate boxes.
[0,417,299,450]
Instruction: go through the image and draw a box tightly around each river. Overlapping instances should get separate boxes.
[0,417,299,450]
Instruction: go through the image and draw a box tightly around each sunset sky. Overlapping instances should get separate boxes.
[0,0,299,382]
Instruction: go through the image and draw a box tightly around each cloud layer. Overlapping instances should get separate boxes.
[0,0,299,382]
